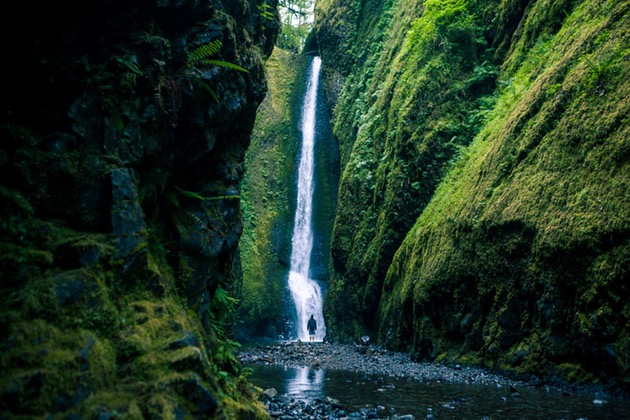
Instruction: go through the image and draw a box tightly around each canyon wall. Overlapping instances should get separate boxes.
[316,0,629,391]
[1,0,278,416]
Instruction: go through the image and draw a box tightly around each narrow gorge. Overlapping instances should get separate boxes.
[242,0,629,397]
[1,0,629,417]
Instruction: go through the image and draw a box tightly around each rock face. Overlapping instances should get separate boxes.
[1,0,277,417]
[237,48,339,340]
[315,0,629,391]
[237,49,311,340]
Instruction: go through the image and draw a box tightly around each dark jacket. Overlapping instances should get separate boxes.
[307,318,317,333]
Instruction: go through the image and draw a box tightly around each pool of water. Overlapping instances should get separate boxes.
[247,364,630,419]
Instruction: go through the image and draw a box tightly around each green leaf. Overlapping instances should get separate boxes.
[198,59,249,73]
[197,81,220,103]
[188,40,223,63]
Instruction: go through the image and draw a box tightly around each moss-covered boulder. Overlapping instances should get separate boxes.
[1,0,278,417]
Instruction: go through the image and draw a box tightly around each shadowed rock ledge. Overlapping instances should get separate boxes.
[1,0,278,417]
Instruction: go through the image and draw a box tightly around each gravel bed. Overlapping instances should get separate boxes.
[239,341,527,388]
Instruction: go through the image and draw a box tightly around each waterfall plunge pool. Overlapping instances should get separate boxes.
[246,363,630,419]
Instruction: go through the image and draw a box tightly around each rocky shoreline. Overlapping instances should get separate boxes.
[238,341,593,419]
[239,341,529,388]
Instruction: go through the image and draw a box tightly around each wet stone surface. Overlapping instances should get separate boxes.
[261,392,418,419]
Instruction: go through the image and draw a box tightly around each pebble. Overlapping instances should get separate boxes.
[239,342,515,387]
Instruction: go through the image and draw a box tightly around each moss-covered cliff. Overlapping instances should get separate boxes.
[238,48,339,340]
[237,48,309,339]
[1,0,278,417]
[315,0,629,390]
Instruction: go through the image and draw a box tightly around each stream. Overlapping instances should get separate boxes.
[241,342,630,419]
[247,363,629,419]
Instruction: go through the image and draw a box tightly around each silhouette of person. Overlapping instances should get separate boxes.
[307,314,317,342]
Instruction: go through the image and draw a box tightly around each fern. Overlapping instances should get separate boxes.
[198,81,220,103]
[187,40,248,73]
[196,59,248,73]
[175,185,240,201]
[188,40,223,64]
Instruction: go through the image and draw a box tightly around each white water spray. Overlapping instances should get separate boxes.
[288,56,326,342]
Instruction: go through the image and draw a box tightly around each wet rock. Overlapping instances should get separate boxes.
[111,168,145,260]
[325,396,343,409]
[53,270,102,310]
[175,376,218,416]
[263,388,279,400]
[54,275,87,307]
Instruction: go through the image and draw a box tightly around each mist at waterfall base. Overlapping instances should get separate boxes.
[287,56,327,342]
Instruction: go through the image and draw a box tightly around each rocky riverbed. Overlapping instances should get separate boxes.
[237,341,562,419]
[239,341,528,388]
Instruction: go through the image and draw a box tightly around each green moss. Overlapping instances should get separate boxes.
[318,0,629,388]
[0,320,118,414]
[238,48,309,338]
[374,0,629,386]
[321,0,504,340]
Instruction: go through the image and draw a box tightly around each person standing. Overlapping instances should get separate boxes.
[307,314,317,342]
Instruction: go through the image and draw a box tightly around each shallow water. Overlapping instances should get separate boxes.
[247,363,630,419]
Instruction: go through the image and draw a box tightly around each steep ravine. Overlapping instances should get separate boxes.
[1,0,278,417]
[316,0,629,392]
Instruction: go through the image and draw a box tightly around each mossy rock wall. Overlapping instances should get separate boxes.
[316,0,629,389]
[238,49,339,340]
[1,0,278,417]
[238,48,309,339]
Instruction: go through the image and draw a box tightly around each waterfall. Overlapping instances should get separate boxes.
[288,56,326,342]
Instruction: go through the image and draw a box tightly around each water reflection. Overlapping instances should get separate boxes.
[248,364,630,419]
[286,366,326,401]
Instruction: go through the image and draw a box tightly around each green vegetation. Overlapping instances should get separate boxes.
[1,0,277,416]
[278,0,315,52]
[185,40,250,103]
[238,48,309,338]
[320,0,502,336]
[0,197,268,417]
[316,0,629,389]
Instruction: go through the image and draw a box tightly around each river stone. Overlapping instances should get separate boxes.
[262,388,278,400]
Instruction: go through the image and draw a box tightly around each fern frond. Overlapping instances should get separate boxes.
[188,40,223,64]
[175,185,239,200]
[197,80,220,103]
[197,59,249,73]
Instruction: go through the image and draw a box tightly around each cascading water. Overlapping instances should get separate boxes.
[288,56,326,342]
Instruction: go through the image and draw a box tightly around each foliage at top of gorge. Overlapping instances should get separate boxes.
[1,0,278,417]
[278,0,317,52]
[315,0,629,392]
